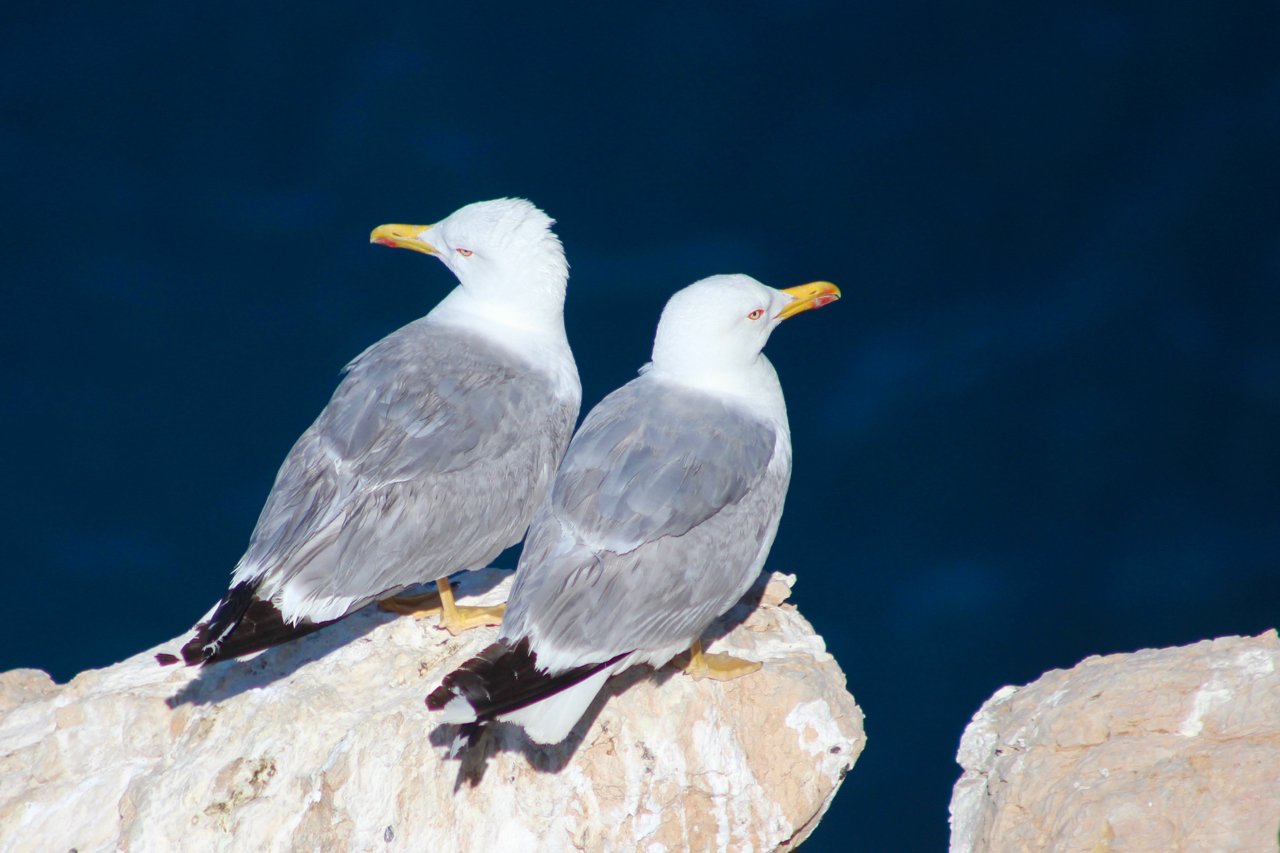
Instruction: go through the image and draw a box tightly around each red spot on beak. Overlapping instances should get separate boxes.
[812,294,838,309]
[372,238,397,247]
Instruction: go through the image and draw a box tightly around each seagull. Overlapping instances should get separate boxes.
[427,273,839,745]
[169,198,580,666]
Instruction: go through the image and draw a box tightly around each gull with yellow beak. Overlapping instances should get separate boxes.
[171,199,580,666]
[428,273,840,747]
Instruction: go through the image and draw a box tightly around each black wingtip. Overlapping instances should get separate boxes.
[180,580,260,665]
[179,631,214,666]
[427,638,537,715]
[155,653,179,666]
[177,581,337,666]
[428,638,626,722]
[426,681,459,711]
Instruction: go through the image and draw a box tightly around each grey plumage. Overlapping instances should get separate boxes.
[242,319,578,621]
[501,374,787,664]
[172,197,581,665]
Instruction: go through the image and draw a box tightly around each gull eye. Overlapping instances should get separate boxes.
[455,248,473,257]
[747,309,765,321]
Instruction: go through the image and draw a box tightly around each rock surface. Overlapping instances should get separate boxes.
[950,631,1280,853]
[0,570,862,853]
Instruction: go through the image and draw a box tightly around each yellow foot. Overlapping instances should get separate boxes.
[378,590,442,618]
[680,638,762,682]
[379,577,505,634]
[439,603,505,636]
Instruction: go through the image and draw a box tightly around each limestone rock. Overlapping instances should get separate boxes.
[950,631,1280,853]
[0,570,862,853]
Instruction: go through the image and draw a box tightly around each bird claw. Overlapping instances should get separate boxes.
[438,604,505,636]
[678,639,762,681]
[379,579,503,633]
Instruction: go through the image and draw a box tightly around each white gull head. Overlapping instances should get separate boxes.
[371,198,569,339]
[647,274,840,401]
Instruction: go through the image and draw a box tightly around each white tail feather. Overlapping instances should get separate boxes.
[437,694,478,725]
[496,668,612,744]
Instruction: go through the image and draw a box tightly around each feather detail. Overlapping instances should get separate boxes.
[178,582,335,666]
[179,580,258,665]
[427,637,623,723]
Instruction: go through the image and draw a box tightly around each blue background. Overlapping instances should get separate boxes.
[3,3,1279,850]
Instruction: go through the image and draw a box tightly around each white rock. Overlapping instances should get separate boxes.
[0,570,862,853]
[949,630,1280,853]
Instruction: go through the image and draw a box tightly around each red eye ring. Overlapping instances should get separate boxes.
[748,309,765,320]
[456,248,473,257]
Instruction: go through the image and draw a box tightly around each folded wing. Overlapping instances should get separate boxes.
[502,375,787,669]
[238,320,574,613]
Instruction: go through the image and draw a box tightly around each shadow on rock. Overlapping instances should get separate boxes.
[164,568,512,708]
[428,570,768,784]
[165,604,395,707]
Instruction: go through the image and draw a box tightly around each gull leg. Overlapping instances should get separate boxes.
[378,588,443,618]
[681,638,762,682]
[437,576,505,636]
[379,577,503,632]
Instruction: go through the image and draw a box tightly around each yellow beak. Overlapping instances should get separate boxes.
[370,223,439,255]
[775,281,841,320]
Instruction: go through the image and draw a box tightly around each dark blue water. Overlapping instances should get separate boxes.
[3,3,1278,850]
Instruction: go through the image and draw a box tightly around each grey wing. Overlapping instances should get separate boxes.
[549,380,777,552]
[502,377,787,666]
[235,320,578,613]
